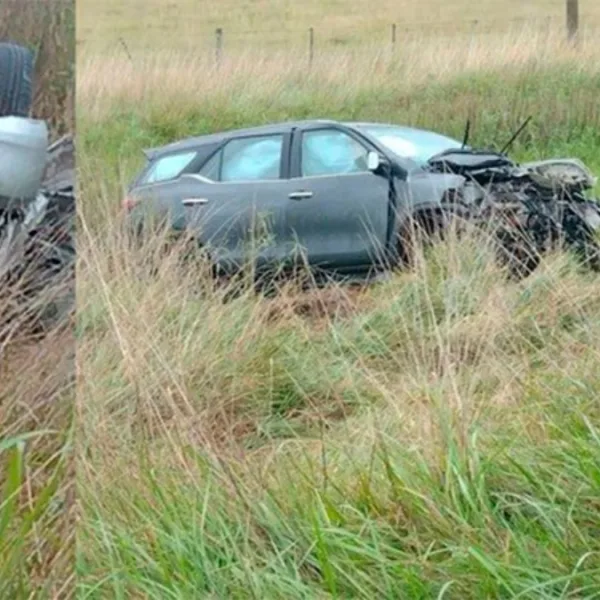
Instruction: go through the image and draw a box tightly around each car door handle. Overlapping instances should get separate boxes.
[288,191,313,200]
[182,197,210,206]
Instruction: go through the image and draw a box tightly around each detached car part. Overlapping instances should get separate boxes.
[0,42,75,332]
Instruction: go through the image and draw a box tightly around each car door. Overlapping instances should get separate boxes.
[182,131,294,272]
[285,125,391,272]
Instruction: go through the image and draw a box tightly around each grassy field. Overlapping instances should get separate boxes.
[0,1,75,598]
[77,14,600,596]
[77,0,600,53]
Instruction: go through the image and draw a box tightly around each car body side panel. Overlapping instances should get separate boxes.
[399,171,466,218]
[128,120,468,277]
[283,124,392,271]
[283,173,391,270]
[182,178,302,271]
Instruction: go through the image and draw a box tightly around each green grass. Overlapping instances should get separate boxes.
[77,241,600,598]
[77,37,600,599]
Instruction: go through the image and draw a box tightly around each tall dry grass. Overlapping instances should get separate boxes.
[78,26,600,123]
[78,188,600,595]
[0,321,74,597]
[78,26,600,231]
[0,276,75,597]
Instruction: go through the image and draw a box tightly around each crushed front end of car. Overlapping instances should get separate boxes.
[426,148,600,277]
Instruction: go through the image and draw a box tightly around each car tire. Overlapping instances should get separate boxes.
[561,204,600,273]
[493,227,541,279]
[0,43,34,117]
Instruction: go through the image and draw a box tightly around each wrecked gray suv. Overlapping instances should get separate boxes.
[124,119,600,280]
[0,42,75,330]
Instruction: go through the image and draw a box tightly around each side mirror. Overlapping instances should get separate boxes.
[367,151,381,172]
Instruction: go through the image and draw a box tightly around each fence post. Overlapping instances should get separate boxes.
[308,27,314,68]
[468,19,478,50]
[215,27,223,66]
[119,37,132,62]
[391,23,396,51]
[566,0,579,43]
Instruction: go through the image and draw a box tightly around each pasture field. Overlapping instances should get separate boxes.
[77,0,600,52]
[76,10,600,599]
[0,0,75,598]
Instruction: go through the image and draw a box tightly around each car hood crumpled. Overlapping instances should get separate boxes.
[518,158,597,192]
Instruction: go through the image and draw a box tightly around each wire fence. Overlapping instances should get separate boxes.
[81,10,600,63]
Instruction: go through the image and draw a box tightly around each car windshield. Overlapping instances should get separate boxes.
[357,124,464,167]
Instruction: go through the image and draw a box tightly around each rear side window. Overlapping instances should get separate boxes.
[140,150,197,184]
[221,135,283,182]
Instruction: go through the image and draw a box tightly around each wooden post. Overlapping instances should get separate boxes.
[391,23,397,49]
[119,37,132,62]
[469,19,478,49]
[215,28,223,65]
[566,0,579,42]
[309,27,314,68]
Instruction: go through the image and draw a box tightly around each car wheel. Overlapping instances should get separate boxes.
[0,43,34,117]
[493,226,541,279]
[561,204,600,273]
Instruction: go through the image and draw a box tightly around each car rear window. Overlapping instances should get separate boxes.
[140,150,197,185]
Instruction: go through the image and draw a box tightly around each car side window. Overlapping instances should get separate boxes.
[220,134,283,182]
[141,150,197,184]
[301,129,370,177]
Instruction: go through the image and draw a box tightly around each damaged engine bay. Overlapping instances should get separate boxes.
[428,120,600,277]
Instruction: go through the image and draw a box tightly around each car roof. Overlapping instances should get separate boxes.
[347,121,424,133]
[142,119,457,162]
[143,119,339,160]
[348,121,462,142]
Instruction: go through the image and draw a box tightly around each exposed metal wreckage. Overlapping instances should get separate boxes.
[0,134,75,334]
[427,123,600,277]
